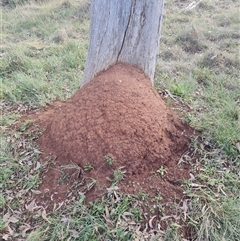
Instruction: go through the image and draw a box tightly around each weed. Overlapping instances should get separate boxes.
[0,217,4,230]
[108,167,126,185]
[19,119,33,131]
[84,162,94,171]
[0,194,5,208]
[58,171,70,185]
[105,155,114,165]
[137,190,149,201]
[176,28,207,54]
[0,114,20,127]
[164,223,182,241]
[153,195,163,203]
[157,166,167,177]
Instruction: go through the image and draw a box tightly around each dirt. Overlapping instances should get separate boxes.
[32,63,195,213]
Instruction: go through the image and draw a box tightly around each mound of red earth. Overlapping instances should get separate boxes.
[35,63,194,207]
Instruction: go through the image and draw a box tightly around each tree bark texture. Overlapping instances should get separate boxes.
[82,0,164,86]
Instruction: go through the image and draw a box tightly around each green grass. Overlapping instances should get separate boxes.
[1,0,89,106]
[1,0,240,240]
[156,0,240,157]
[26,194,143,241]
[155,0,240,240]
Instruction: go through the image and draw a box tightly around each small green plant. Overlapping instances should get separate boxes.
[19,119,33,131]
[157,166,167,177]
[0,217,4,230]
[84,162,94,171]
[105,155,114,165]
[0,114,20,127]
[164,223,182,241]
[58,171,70,185]
[137,190,149,201]
[109,167,126,185]
[153,195,163,203]
[0,194,6,209]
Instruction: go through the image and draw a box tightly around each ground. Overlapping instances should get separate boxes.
[1,0,239,240]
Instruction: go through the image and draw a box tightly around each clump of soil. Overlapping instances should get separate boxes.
[35,63,194,207]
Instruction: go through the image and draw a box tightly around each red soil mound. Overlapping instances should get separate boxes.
[35,63,194,206]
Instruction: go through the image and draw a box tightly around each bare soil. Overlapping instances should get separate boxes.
[33,63,195,210]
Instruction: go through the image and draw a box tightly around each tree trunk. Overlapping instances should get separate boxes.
[82,0,164,86]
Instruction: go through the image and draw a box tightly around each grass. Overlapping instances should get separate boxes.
[155,3,240,238]
[110,167,126,185]
[26,193,143,241]
[105,155,114,165]
[1,0,89,106]
[1,0,239,240]
[157,166,167,177]
[156,0,240,157]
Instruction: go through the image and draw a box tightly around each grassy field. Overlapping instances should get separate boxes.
[1,0,240,240]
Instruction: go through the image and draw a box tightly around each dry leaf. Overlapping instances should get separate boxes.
[8,216,19,224]
[190,183,206,188]
[182,200,188,221]
[148,215,157,228]
[161,215,175,221]
[36,161,41,169]
[105,205,110,219]
[25,199,37,212]
[42,209,51,223]
[31,190,42,195]
[2,234,9,240]
[189,173,195,180]
[3,213,10,223]
[53,201,64,212]
[61,217,70,224]
[7,224,14,235]
[236,142,240,153]
[69,229,79,238]
[20,224,31,238]
[128,221,136,225]
[123,211,134,216]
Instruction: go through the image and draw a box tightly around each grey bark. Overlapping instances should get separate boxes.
[82,0,164,86]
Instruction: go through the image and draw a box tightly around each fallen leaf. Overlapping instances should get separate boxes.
[236,142,240,153]
[25,199,37,212]
[148,215,157,228]
[20,224,31,238]
[160,215,176,221]
[7,224,14,235]
[104,217,114,226]
[105,205,110,219]
[190,183,206,188]
[122,212,134,222]
[31,190,42,195]
[42,209,51,223]
[123,211,134,216]
[189,173,195,180]
[61,217,70,224]
[3,213,10,223]
[182,200,188,221]
[2,234,9,240]
[53,201,64,212]
[8,216,19,224]
[36,161,41,169]
[128,221,136,225]
[69,229,79,238]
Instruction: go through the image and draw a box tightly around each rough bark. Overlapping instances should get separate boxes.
[82,0,164,86]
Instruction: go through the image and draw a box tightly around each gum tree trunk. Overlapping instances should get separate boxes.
[82,0,164,86]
